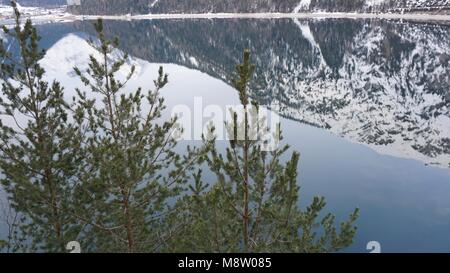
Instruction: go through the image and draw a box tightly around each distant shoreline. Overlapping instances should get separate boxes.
[91,12,450,22]
[1,12,450,24]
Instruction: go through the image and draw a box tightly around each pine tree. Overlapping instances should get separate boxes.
[0,2,360,253]
[168,50,359,253]
[0,1,82,252]
[70,19,206,252]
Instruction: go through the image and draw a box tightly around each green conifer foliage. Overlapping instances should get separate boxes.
[169,50,359,253]
[0,1,360,253]
[0,1,82,252]
[71,19,205,252]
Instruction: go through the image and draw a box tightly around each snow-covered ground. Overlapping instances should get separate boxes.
[0,3,66,19]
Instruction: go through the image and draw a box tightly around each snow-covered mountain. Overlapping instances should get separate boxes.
[266,20,450,167]
[72,19,450,167]
[3,18,449,167]
[256,20,450,167]
[67,0,450,15]
[263,20,450,167]
[37,33,242,135]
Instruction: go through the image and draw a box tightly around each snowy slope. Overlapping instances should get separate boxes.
[0,3,65,18]
[76,18,449,167]
[259,21,450,167]
[38,33,241,125]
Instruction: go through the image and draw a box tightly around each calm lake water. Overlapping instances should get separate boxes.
[1,17,450,252]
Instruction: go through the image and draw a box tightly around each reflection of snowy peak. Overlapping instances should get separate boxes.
[73,19,450,167]
[41,34,140,81]
[38,33,164,109]
[265,21,450,167]
[40,34,95,75]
